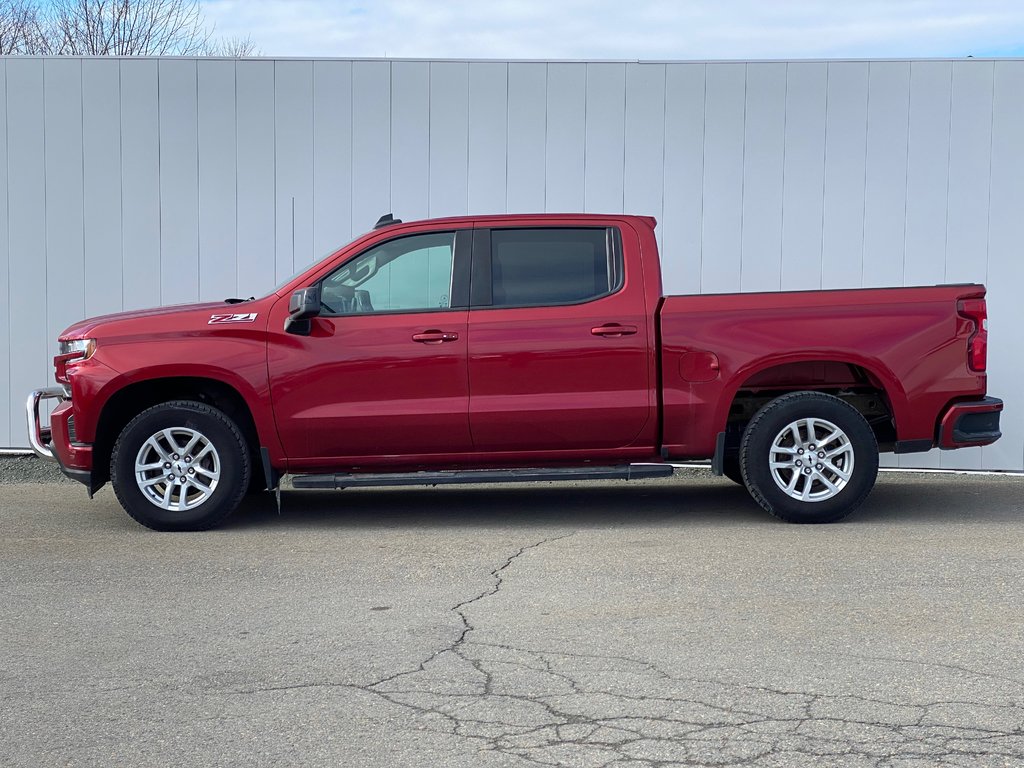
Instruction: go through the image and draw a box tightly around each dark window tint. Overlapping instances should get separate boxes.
[489,228,620,307]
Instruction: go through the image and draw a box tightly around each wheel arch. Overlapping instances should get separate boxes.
[93,376,263,487]
[719,355,906,453]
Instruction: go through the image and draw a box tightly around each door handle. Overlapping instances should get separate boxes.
[591,324,638,337]
[412,330,460,344]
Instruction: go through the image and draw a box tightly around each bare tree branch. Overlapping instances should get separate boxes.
[40,0,208,55]
[0,0,45,54]
[204,34,260,57]
[0,0,256,56]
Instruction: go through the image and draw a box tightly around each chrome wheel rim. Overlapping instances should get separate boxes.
[769,417,854,503]
[135,428,221,511]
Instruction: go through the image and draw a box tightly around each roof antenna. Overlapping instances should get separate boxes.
[374,213,402,229]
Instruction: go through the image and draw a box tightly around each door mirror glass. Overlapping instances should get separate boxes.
[285,286,321,335]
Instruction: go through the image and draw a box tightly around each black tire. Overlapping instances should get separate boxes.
[722,453,745,485]
[110,400,251,531]
[739,391,878,524]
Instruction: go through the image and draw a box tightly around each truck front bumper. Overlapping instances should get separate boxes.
[26,387,96,491]
[938,396,1003,449]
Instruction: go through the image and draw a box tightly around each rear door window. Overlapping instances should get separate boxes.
[478,228,622,308]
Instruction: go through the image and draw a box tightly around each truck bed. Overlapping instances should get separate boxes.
[657,284,987,458]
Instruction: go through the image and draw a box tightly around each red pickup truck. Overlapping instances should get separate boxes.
[28,213,1002,531]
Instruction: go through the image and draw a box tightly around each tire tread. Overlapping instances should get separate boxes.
[739,391,878,524]
[110,400,250,531]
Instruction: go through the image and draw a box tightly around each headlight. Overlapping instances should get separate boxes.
[58,339,97,359]
[55,339,97,387]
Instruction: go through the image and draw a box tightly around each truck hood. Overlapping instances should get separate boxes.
[59,301,251,339]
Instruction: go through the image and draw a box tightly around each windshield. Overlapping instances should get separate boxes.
[271,235,361,294]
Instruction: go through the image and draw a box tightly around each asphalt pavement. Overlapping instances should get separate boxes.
[1,468,1023,767]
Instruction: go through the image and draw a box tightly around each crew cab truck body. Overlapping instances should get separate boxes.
[27,214,1002,530]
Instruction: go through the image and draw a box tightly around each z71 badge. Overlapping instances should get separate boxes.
[208,312,259,325]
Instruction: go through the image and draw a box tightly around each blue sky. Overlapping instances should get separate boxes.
[201,0,1024,59]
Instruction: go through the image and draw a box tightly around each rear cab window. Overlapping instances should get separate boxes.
[472,227,623,308]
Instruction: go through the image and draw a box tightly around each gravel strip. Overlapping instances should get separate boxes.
[0,455,74,484]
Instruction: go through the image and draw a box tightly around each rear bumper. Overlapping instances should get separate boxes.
[938,396,1003,449]
[26,387,96,491]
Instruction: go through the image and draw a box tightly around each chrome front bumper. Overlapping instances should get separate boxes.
[26,387,67,461]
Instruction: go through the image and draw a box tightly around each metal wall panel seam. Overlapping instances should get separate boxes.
[698,64,708,291]
[582,64,588,213]
[195,57,200,298]
[405,59,409,215]
[700,64,706,288]
[737,64,748,289]
[941,62,954,281]
[311,61,316,268]
[117,61,124,308]
[817,63,830,288]
[658,63,667,240]
[620,64,627,214]
[272,61,276,282]
[858,63,870,287]
[900,65,912,285]
[503,62,509,211]
[778,63,788,291]
[1,60,8,445]
[42,61,48,391]
[983,60,996,288]
[79,61,86,322]
[980,61,996,467]
[156,61,162,305]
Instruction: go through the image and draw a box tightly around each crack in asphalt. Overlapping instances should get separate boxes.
[362,532,577,694]
[229,534,1024,767]
[361,645,1024,768]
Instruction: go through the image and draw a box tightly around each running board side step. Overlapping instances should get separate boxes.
[291,464,675,490]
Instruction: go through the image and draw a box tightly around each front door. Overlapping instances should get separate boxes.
[269,229,473,463]
[467,224,654,453]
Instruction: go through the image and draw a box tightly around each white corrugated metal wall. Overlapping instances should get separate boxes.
[1,57,1021,469]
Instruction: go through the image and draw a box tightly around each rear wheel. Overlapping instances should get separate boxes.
[739,392,878,523]
[110,401,251,531]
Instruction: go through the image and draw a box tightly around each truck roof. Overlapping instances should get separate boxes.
[373,212,658,230]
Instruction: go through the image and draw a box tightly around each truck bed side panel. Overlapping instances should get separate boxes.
[658,285,986,458]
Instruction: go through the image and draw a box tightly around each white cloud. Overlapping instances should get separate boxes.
[201,0,1024,59]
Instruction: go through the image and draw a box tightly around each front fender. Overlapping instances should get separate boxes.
[70,342,283,463]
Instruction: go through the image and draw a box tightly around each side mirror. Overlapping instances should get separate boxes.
[285,286,321,336]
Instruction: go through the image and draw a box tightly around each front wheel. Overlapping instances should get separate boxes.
[110,401,251,531]
[739,392,878,523]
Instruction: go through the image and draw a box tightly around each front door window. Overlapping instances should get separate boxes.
[320,232,455,315]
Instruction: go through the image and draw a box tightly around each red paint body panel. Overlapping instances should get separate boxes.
[49,399,92,469]
[59,300,285,466]
[658,285,988,458]
[466,217,659,453]
[266,306,473,464]
[44,213,996,482]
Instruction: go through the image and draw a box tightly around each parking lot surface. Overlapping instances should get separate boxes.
[1,468,1023,767]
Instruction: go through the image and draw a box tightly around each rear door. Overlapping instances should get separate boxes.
[466,223,654,453]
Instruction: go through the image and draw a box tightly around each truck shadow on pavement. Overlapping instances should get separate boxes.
[226,472,1023,530]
